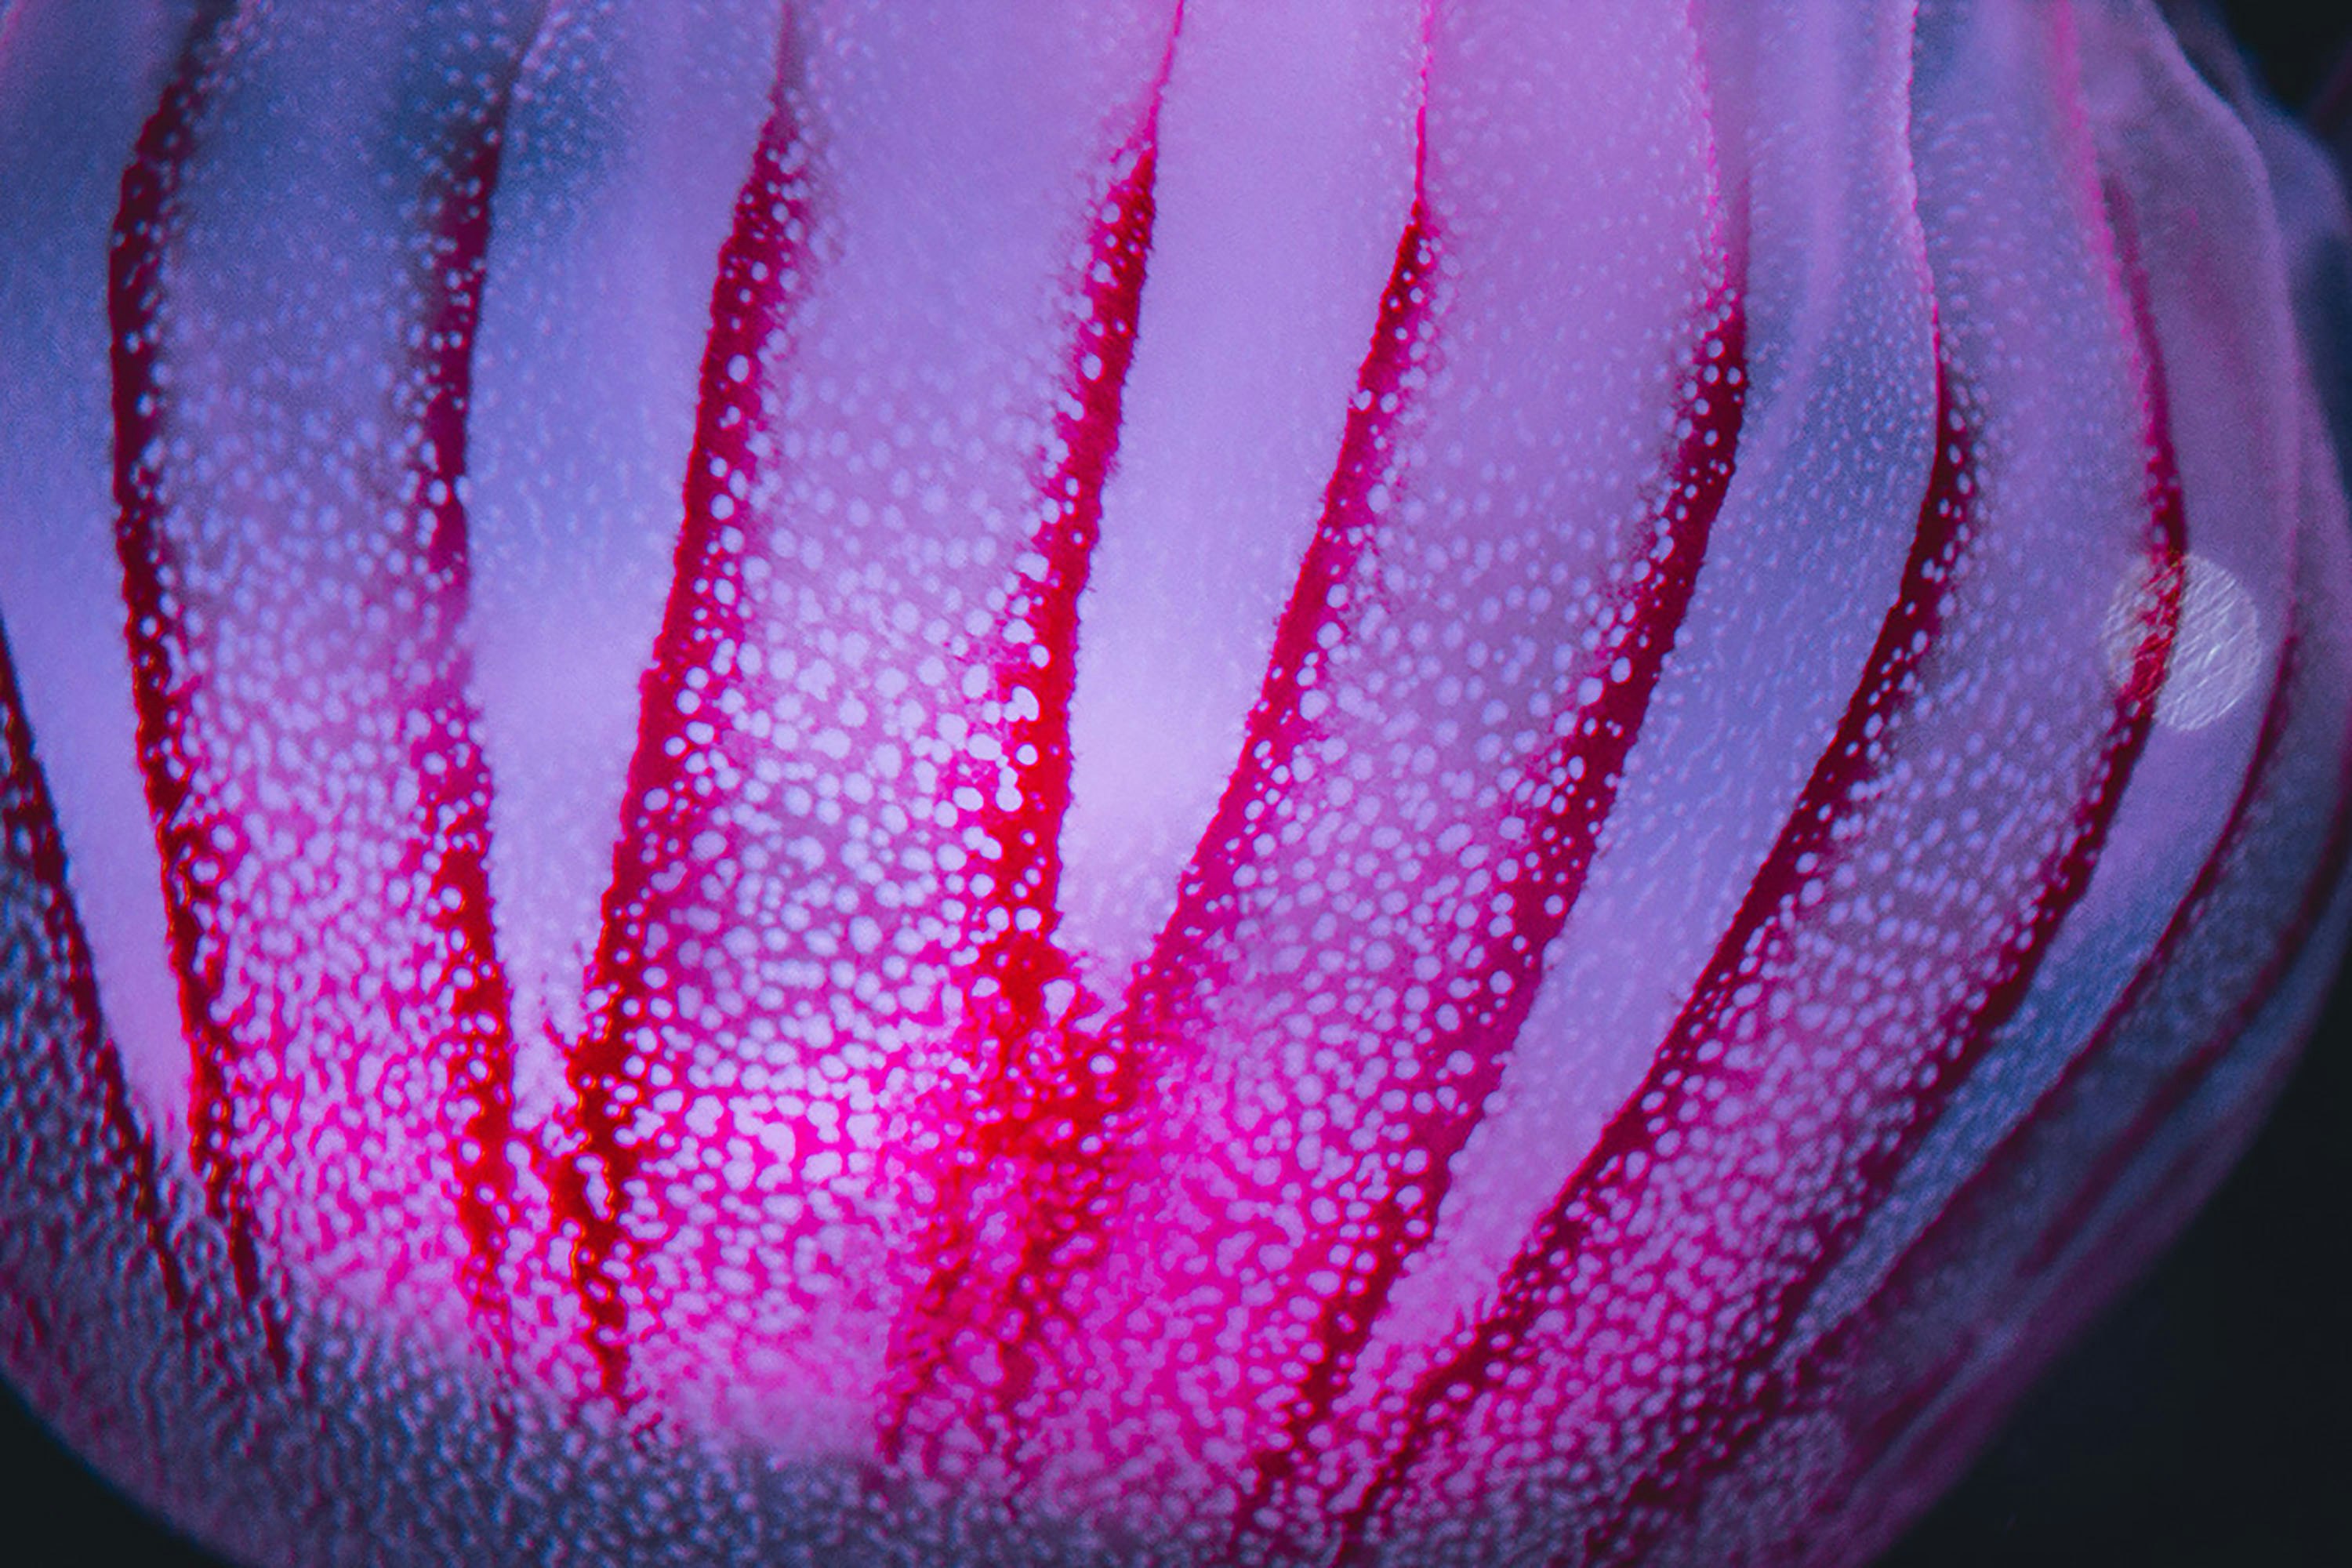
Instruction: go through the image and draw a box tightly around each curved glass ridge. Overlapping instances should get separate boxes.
[2,2,2347,1563]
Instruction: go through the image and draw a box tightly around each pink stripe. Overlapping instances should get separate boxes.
[1767,600,2352,1554]
[1340,347,2184,1561]
[107,0,275,1356]
[876,69,1173,1470]
[1833,675,2336,1538]
[108,2,532,1364]
[1225,288,1749,1557]
[406,76,527,1351]
[556,67,826,1408]
[953,4,1744,1524]
[966,190,1449,1504]
[2017,642,2320,1276]
[558,16,1186,1420]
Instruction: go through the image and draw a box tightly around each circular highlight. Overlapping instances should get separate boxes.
[2103,550,2265,731]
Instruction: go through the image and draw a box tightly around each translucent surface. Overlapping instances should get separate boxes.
[1,2,2347,1564]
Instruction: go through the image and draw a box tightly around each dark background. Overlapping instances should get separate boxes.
[4,3,2350,1564]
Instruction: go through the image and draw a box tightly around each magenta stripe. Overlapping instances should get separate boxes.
[936,15,1750,1517]
[1116,195,1444,1065]
[558,10,1189,1423]
[107,0,275,1356]
[1766,612,2347,1557]
[876,63,1175,1470]
[1338,339,2187,1559]
[404,73,529,1353]
[960,185,1450,1504]
[109,1,535,1365]
[556,60,825,1407]
[2016,636,2319,1276]
[1757,550,2352,1545]
[1225,290,1750,1559]
[2008,178,2317,1277]
[1570,378,2178,1568]
[1332,376,1978,1563]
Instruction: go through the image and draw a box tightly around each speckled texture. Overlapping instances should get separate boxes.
[1,2,2347,1564]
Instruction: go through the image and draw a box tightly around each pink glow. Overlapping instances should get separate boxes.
[1,1,2347,1564]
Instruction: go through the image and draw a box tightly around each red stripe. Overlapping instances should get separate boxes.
[108,2,534,1366]
[1769,608,2352,1557]
[951,187,1452,1506]
[1339,340,2185,1560]
[557,64,824,1408]
[2016,638,2320,1276]
[1729,202,2328,1551]
[1570,370,2176,1563]
[927,16,1748,1519]
[397,44,528,1364]
[556,10,1191,1427]
[107,0,276,1359]
[2010,180,2313,1278]
[1333,374,1973,1562]
[875,74,1173,1470]
[1225,289,1748,1559]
